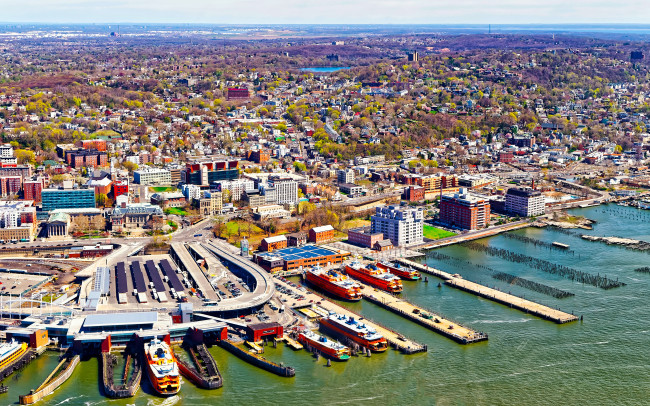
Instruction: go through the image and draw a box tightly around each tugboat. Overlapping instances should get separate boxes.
[145,337,181,396]
[376,261,421,281]
[304,265,362,301]
[319,313,388,352]
[345,262,403,293]
[297,330,351,361]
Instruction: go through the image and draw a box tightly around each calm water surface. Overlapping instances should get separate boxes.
[2,205,649,405]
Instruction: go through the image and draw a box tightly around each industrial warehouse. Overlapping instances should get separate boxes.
[253,245,349,273]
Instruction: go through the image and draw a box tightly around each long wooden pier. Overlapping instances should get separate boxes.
[397,259,579,324]
[359,284,487,344]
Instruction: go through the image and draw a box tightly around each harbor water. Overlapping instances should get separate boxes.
[2,205,649,405]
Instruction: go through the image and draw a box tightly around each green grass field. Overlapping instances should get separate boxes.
[164,207,188,216]
[150,186,176,193]
[423,224,456,240]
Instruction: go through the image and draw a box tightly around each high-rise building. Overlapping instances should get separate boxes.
[42,183,95,213]
[212,179,255,201]
[337,169,355,185]
[0,144,13,158]
[267,175,298,204]
[23,178,44,202]
[133,168,172,185]
[505,187,545,217]
[439,189,491,230]
[407,51,419,62]
[183,160,239,186]
[0,176,21,197]
[371,205,424,246]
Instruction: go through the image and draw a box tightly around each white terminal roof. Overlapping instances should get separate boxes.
[263,235,287,243]
[311,225,334,233]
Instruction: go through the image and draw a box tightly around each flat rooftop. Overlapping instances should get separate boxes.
[83,311,158,328]
[257,245,340,262]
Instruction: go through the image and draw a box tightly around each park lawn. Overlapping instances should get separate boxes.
[224,220,264,235]
[164,207,188,216]
[340,218,371,230]
[215,220,269,249]
[150,186,176,193]
[423,224,456,240]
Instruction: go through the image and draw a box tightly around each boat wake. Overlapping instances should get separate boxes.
[147,395,180,406]
[469,318,532,324]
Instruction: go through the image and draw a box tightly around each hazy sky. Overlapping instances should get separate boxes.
[3,0,649,24]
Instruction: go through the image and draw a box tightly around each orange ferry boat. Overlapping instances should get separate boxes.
[145,337,181,396]
[344,262,403,293]
[304,265,362,301]
[376,261,421,281]
[298,330,351,361]
[319,313,388,352]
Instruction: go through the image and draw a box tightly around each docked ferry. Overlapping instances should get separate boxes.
[319,313,388,352]
[376,261,421,281]
[297,330,351,361]
[344,262,403,293]
[145,338,181,396]
[0,340,28,371]
[304,266,362,301]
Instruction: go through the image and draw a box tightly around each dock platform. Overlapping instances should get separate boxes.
[275,277,427,354]
[278,335,303,350]
[359,284,487,344]
[398,259,578,324]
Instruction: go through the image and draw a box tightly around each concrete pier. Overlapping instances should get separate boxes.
[274,278,427,354]
[359,283,487,344]
[397,259,578,324]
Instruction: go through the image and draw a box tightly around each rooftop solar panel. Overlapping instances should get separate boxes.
[116,262,128,294]
[258,245,339,262]
[130,261,148,292]
[145,260,166,291]
[159,259,184,292]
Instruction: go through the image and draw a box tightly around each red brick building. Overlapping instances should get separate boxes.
[23,179,43,202]
[309,225,335,243]
[439,190,490,230]
[499,151,514,163]
[247,149,270,164]
[260,235,288,252]
[77,139,107,152]
[227,88,250,101]
[65,149,108,168]
[403,185,425,202]
[112,180,129,198]
[347,226,384,248]
[0,176,21,197]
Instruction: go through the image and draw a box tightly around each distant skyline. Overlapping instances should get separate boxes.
[3,0,650,25]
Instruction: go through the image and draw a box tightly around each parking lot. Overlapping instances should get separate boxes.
[0,271,52,297]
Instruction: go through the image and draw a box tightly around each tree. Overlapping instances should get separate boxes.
[122,161,138,173]
[70,215,90,234]
[15,149,35,165]
[96,193,108,208]
[293,162,307,172]
[213,220,225,238]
